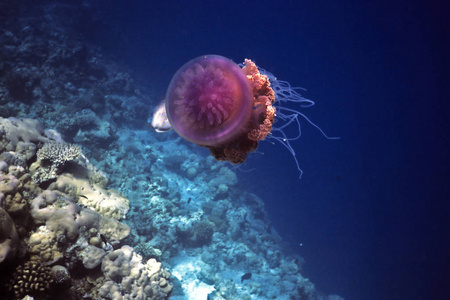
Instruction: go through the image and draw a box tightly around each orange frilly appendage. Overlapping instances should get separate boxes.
[208,59,276,164]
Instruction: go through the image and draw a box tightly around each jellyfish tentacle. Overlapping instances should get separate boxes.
[277,106,340,140]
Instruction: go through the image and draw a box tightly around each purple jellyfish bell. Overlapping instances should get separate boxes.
[165,55,253,147]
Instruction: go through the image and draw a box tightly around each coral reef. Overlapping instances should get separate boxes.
[0,3,150,147]
[0,3,342,299]
[0,117,171,299]
[108,130,318,299]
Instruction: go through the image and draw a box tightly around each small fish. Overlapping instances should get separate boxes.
[241,272,252,283]
[100,234,107,244]
[187,197,192,204]
[150,100,172,133]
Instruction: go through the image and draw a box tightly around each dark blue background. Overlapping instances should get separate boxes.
[82,1,449,299]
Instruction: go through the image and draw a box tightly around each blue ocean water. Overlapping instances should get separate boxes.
[82,1,448,299]
[1,0,447,299]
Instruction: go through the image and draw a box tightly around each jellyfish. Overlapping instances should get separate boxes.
[151,54,337,176]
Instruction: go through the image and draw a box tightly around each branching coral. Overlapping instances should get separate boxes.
[32,142,82,183]
[37,143,82,166]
